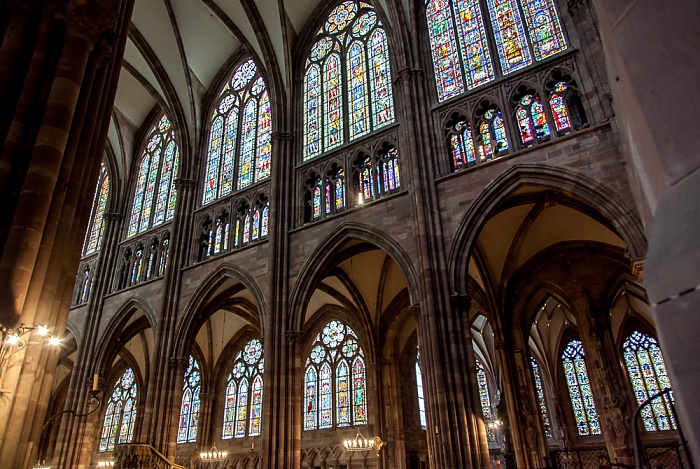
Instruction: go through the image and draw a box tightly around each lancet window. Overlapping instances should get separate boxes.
[83,162,109,255]
[425,0,567,102]
[530,356,552,437]
[303,1,395,160]
[622,331,675,432]
[416,352,427,430]
[476,359,496,441]
[562,339,601,435]
[223,339,264,439]
[304,320,367,430]
[203,59,271,205]
[99,368,138,452]
[177,355,201,443]
[127,115,180,237]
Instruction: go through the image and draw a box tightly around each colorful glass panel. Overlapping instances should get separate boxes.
[426,0,465,101]
[454,0,494,89]
[335,173,345,210]
[562,340,601,435]
[222,381,237,439]
[100,368,138,451]
[261,203,269,237]
[623,331,675,431]
[249,375,263,436]
[255,91,272,181]
[368,29,394,128]
[530,356,552,437]
[348,41,369,139]
[153,139,175,226]
[223,339,264,439]
[304,320,366,430]
[550,82,571,132]
[313,185,322,219]
[517,104,535,144]
[238,99,258,190]
[83,163,109,255]
[220,109,239,198]
[476,360,495,441]
[531,97,550,140]
[304,65,322,160]
[452,121,476,169]
[235,378,248,438]
[324,54,344,151]
[252,207,260,241]
[486,0,532,74]
[203,117,223,204]
[520,0,567,61]
[416,357,427,429]
[177,355,201,443]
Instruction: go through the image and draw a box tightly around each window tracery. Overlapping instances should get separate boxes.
[562,339,601,435]
[177,355,201,443]
[530,356,552,437]
[425,0,567,102]
[128,115,180,237]
[304,1,395,160]
[223,339,264,439]
[203,59,271,205]
[623,330,675,432]
[83,162,109,255]
[99,368,138,452]
[304,320,367,430]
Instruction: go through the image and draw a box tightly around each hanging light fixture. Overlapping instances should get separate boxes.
[343,430,386,457]
[96,460,115,468]
[200,444,228,463]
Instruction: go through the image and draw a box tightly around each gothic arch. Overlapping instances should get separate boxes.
[288,222,420,332]
[449,164,647,292]
[175,263,266,357]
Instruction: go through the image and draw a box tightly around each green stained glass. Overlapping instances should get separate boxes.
[562,340,601,435]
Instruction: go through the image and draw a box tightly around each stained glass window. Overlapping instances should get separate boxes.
[516,95,550,145]
[358,158,374,204]
[177,355,201,443]
[83,162,109,255]
[530,356,552,437]
[128,115,180,237]
[478,109,508,160]
[549,82,571,133]
[451,121,476,169]
[425,0,566,101]
[562,340,601,436]
[379,148,400,193]
[623,331,675,432]
[304,320,367,430]
[476,359,495,441]
[203,60,272,205]
[99,368,138,451]
[222,339,264,439]
[303,1,395,160]
[416,353,427,429]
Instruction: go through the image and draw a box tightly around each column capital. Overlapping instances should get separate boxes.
[394,67,425,87]
[271,132,294,143]
[169,356,189,368]
[103,212,123,222]
[174,177,196,190]
[286,330,306,344]
[567,0,590,13]
[66,0,118,45]
[450,294,472,313]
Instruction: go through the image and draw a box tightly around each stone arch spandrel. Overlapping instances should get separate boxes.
[175,263,266,357]
[449,164,647,293]
[288,222,420,333]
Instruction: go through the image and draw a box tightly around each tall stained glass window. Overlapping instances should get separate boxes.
[99,368,138,452]
[222,339,264,439]
[476,359,495,441]
[549,82,571,133]
[304,320,367,430]
[203,60,272,205]
[516,94,550,145]
[177,355,201,443]
[562,340,601,435]
[530,356,552,438]
[450,121,476,169]
[83,162,109,255]
[303,1,395,160]
[128,116,180,237]
[478,109,509,160]
[623,331,675,432]
[425,0,567,102]
[416,352,427,429]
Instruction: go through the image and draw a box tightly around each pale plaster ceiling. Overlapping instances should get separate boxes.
[107,0,410,185]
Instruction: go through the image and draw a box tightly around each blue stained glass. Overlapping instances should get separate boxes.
[337,360,351,426]
[305,367,318,430]
[223,339,264,439]
[562,340,601,435]
[153,139,175,226]
[313,185,322,219]
[520,0,567,61]
[324,54,344,151]
[203,117,223,204]
[100,368,138,452]
[220,109,239,198]
[530,356,552,437]
[426,0,465,101]
[416,356,427,429]
[320,363,333,429]
[261,203,269,237]
[454,0,494,89]
[348,41,369,139]
[237,99,258,190]
[476,360,495,441]
[177,356,201,443]
[83,163,109,255]
[255,91,272,181]
[304,65,322,160]
[486,0,532,74]
[368,29,394,129]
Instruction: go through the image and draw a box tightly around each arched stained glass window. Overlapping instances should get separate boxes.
[476,359,495,441]
[623,331,675,432]
[128,116,180,237]
[530,356,552,438]
[416,352,427,430]
[177,356,201,443]
[203,60,271,205]
[379,148,400,193]
[425,0,567,102]
[451,121,476,169]
[516,94,550,145]
[99,368,138,452]
[222,339,264,439]
[549,82,571,133]
[304,1,395,160]
[83,162,109,255]
[562,340,601,435]
[478,109,509,160]
[304,320,367,430]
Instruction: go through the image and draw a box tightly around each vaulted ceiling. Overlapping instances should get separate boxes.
[108,0,409,186]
